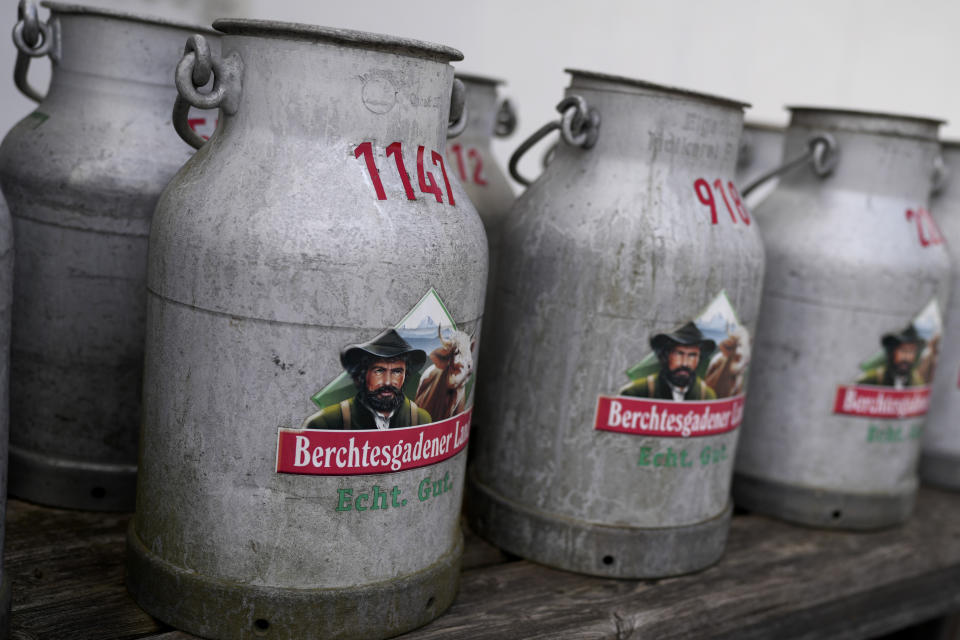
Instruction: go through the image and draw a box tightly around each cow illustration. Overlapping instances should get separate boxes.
[916,333,940,384]
[415,327,475,421]
[704,325,751,398]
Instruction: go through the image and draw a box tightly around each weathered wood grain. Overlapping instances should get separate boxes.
[6,500,165,640]
[6,489,960,639]
[402,488,960,640]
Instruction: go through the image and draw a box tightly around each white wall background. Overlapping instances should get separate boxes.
[2,0,959,180]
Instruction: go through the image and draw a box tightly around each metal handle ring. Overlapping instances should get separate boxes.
[175,50,228,111]
[495,98,517,138]
[741,131,839,197]
[557,95,600,149]
[507,94,600,186]
[12,5,53,103]
[172,34,243,149]
[12,18,52,56]
[809,133,838,176]
[447,78,467,138]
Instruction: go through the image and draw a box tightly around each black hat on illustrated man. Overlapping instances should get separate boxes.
[650,321,717,356]
[881,324,925,351]
[340,328,427,371]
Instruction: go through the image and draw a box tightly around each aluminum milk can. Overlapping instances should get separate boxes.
[921,140,960,489]
[468,70,765,578]
[0,1,215,511]
[736,122,784,209]
[126,20,486,640]
[448,72,515,439]
[735,108,951,529]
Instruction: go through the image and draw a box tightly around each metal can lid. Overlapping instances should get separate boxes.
[788,106,945,140]
[213,19,463,62]
[42,1,217,35]
[564,68,750,110]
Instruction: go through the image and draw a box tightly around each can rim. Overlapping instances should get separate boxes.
[456,72,505,86]
[565,68,750,109]
[787,106,945,127]
[42,2,217,35]
[213,19,463,62]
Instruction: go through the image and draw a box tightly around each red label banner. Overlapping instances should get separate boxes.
[833,385,931,419]
[594,395,744,438]
[276,409,471,476]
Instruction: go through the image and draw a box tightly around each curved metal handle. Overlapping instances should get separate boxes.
[494,98,517,138]
[12,0,54,102]
[741,133,838,197]
[447,78,467,138]
[172,34,243,149]
[508,94,600,186]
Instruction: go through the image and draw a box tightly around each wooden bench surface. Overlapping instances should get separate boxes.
[8,487,960,639]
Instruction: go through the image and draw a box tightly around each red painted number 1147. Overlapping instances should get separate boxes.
[355,141,456,206]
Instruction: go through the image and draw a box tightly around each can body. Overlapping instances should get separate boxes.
[469,70,764,578]
[921,142,960,489]
[735,109,951,529]
[448,74,514,437]
[126,21,485,640]
[736,122,784,209]
[0,5,208,510]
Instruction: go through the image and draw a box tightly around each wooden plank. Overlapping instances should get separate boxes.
[9,489,960,639]
[401,487,960,640]
[5,500,166,640]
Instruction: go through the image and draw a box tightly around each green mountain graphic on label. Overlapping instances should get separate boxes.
[856,298,941,380]
[310,288,460,408]
[626,290,744,382]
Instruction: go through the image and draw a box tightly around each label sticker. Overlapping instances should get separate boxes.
[834,298,942,419]
[276,288,477,475]
[594,290,749,438]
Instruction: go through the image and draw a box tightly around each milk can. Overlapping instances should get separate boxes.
[468,70,764,578]
[736,122,784,209]
[0,0,216,510]
[448,73,515,440]
[126,20,485,640]
[921,140,960,489]
[735,108,951,529]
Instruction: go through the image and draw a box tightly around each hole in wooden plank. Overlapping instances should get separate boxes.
[253,618,270,635]
[90,487,106,499]
[602,555,615,565]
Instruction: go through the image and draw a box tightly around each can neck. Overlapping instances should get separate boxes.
[50,11,207,88]
[219,35,454,150]
[779,112,940,201]
[557,78,743,176]
[460,79,498,142]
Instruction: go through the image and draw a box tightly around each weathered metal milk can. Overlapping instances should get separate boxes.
[126,20,485,640]
[735,108,951,528]
[0,0,215,510]
[448,73,515,438]
[921,140,960,489]
[736,122,784,209]
[469,70,765,577]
